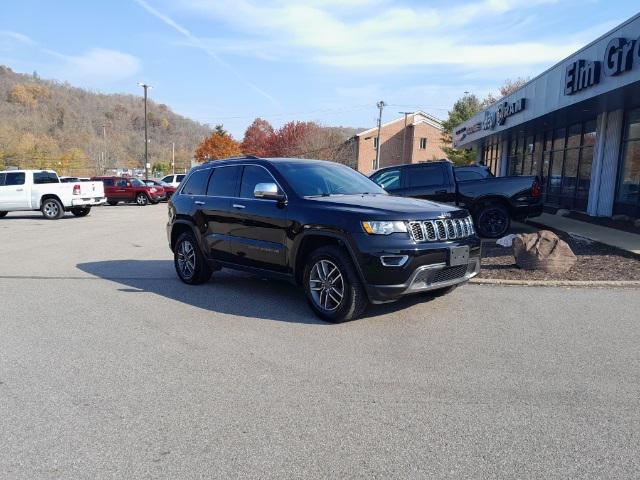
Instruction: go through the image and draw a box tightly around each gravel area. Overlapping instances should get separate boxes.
[479,230,640,281]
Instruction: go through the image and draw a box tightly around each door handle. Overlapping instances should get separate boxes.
[435,189,447,194]
[232,204,246,209]
[16,188,24,192]
[194,200,205,205]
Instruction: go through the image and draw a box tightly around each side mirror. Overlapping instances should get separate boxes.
[254,182,285,202]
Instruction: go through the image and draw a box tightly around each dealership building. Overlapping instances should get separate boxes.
[454,13,640,218]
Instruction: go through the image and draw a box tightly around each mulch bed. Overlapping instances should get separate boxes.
[479,230,640,281]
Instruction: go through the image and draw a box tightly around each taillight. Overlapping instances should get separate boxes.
[531,178,541,198]
[73,184,81,195]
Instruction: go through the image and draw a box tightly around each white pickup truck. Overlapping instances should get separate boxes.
[0,170,106,220]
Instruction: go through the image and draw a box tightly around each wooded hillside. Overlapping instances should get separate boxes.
[0,66,211,176]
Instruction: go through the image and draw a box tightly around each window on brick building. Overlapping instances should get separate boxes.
[419,138,427,149]
[373,137,379,149]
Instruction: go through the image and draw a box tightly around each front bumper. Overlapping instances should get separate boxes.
[365,256,481,303]
[348,232,482,303]
[71,197,106,207]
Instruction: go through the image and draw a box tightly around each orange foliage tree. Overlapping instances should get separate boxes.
[241,118,274,157]
[194,125,241,162]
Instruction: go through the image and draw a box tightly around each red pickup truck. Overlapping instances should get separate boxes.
[91,176,165,206]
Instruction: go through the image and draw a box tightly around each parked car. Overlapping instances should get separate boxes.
[161,174,186,188]
[0,170,105,219]
[91,176,164,206]
[142,179,176,200]
[370,161,543,238]
[167,157,481,322]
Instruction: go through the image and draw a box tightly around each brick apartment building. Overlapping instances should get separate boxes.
[355,111,447,175]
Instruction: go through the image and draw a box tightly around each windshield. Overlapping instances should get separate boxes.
[275,162,387,197]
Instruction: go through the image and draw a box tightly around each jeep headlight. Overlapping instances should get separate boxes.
[362,221,407,235]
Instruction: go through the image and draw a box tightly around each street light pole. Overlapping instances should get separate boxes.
[374,100,385,171]
[399,111,412,164]
[172,142,175,174]
[138,83,152,179]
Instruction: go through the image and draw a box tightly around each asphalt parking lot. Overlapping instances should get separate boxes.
[1,204,639,479]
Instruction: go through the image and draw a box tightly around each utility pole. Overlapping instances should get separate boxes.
[399,111,412,164]
[102,124,107,173]
[172,142,175,174]
[138,83,152,179]
[374,100,385,171]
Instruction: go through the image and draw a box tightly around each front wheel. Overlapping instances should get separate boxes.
[474,204,510,238]
[71,207,91,217]
[41,198,64,220]
[303,245,368,323]
[136,193,149,206]
[0,211,7,218]
[174,232,212,285]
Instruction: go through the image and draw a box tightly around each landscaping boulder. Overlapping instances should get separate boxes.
[512,230,577,273]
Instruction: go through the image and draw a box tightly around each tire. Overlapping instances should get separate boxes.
[303,245,368,323]
[71,207,91,217]
[41,198,64,220]
[474,204,510,238]
[174,231,212,285]
[107,200,118,206]
[0,211,7,218]
[136,193,149,206]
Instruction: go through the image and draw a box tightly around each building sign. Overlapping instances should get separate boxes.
[565,36,640,95]
[454,97,526,143]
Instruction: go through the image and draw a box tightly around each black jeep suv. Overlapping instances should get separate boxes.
[167,157,481,322]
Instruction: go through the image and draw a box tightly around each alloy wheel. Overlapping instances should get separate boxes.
[478,208,508,237]
[43,200,59,218]
[177,240,196,279]
[309,259,344,311]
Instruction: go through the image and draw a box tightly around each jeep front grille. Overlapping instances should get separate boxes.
[408,216,475,242]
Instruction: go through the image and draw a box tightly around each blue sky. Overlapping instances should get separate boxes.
[1,1,638,137]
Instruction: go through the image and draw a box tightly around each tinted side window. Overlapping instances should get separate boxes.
[177,175,186,183]
[33,171,59,184]
[5,172,25,186]
[407,165,445,188]
[116,179,128,187]
[455,170,483,182]
[240,165,277,198]
[207,166,240,197]
[161,176,173,183]
[182,169,211,196]
[372,169,401,190]
[0,173,5,186]
[103,178,115,187]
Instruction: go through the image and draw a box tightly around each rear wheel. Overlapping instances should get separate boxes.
[41,198,64,220]
[71,207,91,217]
[136,193,149,206]
[0,211,7,218]
[174,231,212,285]
[303,245,368,323]
[475,204,510,238]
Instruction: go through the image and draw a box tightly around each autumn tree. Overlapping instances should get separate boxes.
[241,118,274,156]
[441,93,483,165]
[194,125,241,162]
[266,121,318,157]
[152,161,170,175]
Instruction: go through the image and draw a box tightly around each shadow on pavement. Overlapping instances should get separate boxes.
[76,260,438,324]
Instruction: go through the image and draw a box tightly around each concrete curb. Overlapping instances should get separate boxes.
[470,278,640,288]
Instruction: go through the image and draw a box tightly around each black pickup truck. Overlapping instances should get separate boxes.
[370,161,543,238]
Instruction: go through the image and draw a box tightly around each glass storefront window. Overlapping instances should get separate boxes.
[553,128,566,151]
[567,123,582,149]
[562,148,579,195]
[583,120,597,146]
[578,146,594,197]
[617,139,640,206]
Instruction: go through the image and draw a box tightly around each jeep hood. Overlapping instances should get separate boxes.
[305,194,465,218]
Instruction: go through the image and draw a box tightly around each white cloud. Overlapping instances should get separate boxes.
[0,30,36,46]
[44,48,140,84]
[169,0,573,68]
